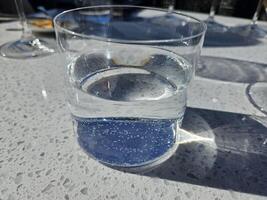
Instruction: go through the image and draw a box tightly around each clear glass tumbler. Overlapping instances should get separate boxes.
[54,6,206,171]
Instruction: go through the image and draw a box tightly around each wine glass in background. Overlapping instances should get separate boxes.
[74,0,111,7]
[230,0,267,38]
[246,82,267,116]
[162,0,175,12]
[250,0,267,37]
[263,0,267,26]
[0,0,54,59]
[264,0,267,14]
[204,0,228,32]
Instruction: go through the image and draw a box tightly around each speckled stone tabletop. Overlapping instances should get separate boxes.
[0,13,267,200]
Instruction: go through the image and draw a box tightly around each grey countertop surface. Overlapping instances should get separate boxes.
[0,12,267,200]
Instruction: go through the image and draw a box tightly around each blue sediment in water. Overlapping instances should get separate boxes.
[75,117,176,166]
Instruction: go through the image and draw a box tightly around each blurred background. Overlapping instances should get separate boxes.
[0,0,266,21]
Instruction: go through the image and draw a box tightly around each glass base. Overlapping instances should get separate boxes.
[246,82,267,115]
[204,19,228,33]
[230,24,267,38]
[75,117,182,173]
[0,37,55,59]
[84,139,179,173]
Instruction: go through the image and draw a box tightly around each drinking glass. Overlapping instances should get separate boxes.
[230,0,267,38]
[54,6,206,171]
[0,0,54,58]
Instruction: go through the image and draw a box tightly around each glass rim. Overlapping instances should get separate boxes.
[54,5,207,44]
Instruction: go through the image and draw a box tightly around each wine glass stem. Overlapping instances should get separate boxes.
[15,0,33,39]
[252,0,263,25]
[208,0,222,21]
[167,0,175,12]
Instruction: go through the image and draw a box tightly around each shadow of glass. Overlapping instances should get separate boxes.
[203,28,261,47]
[144,108,267,196]
[197,56,267,83]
